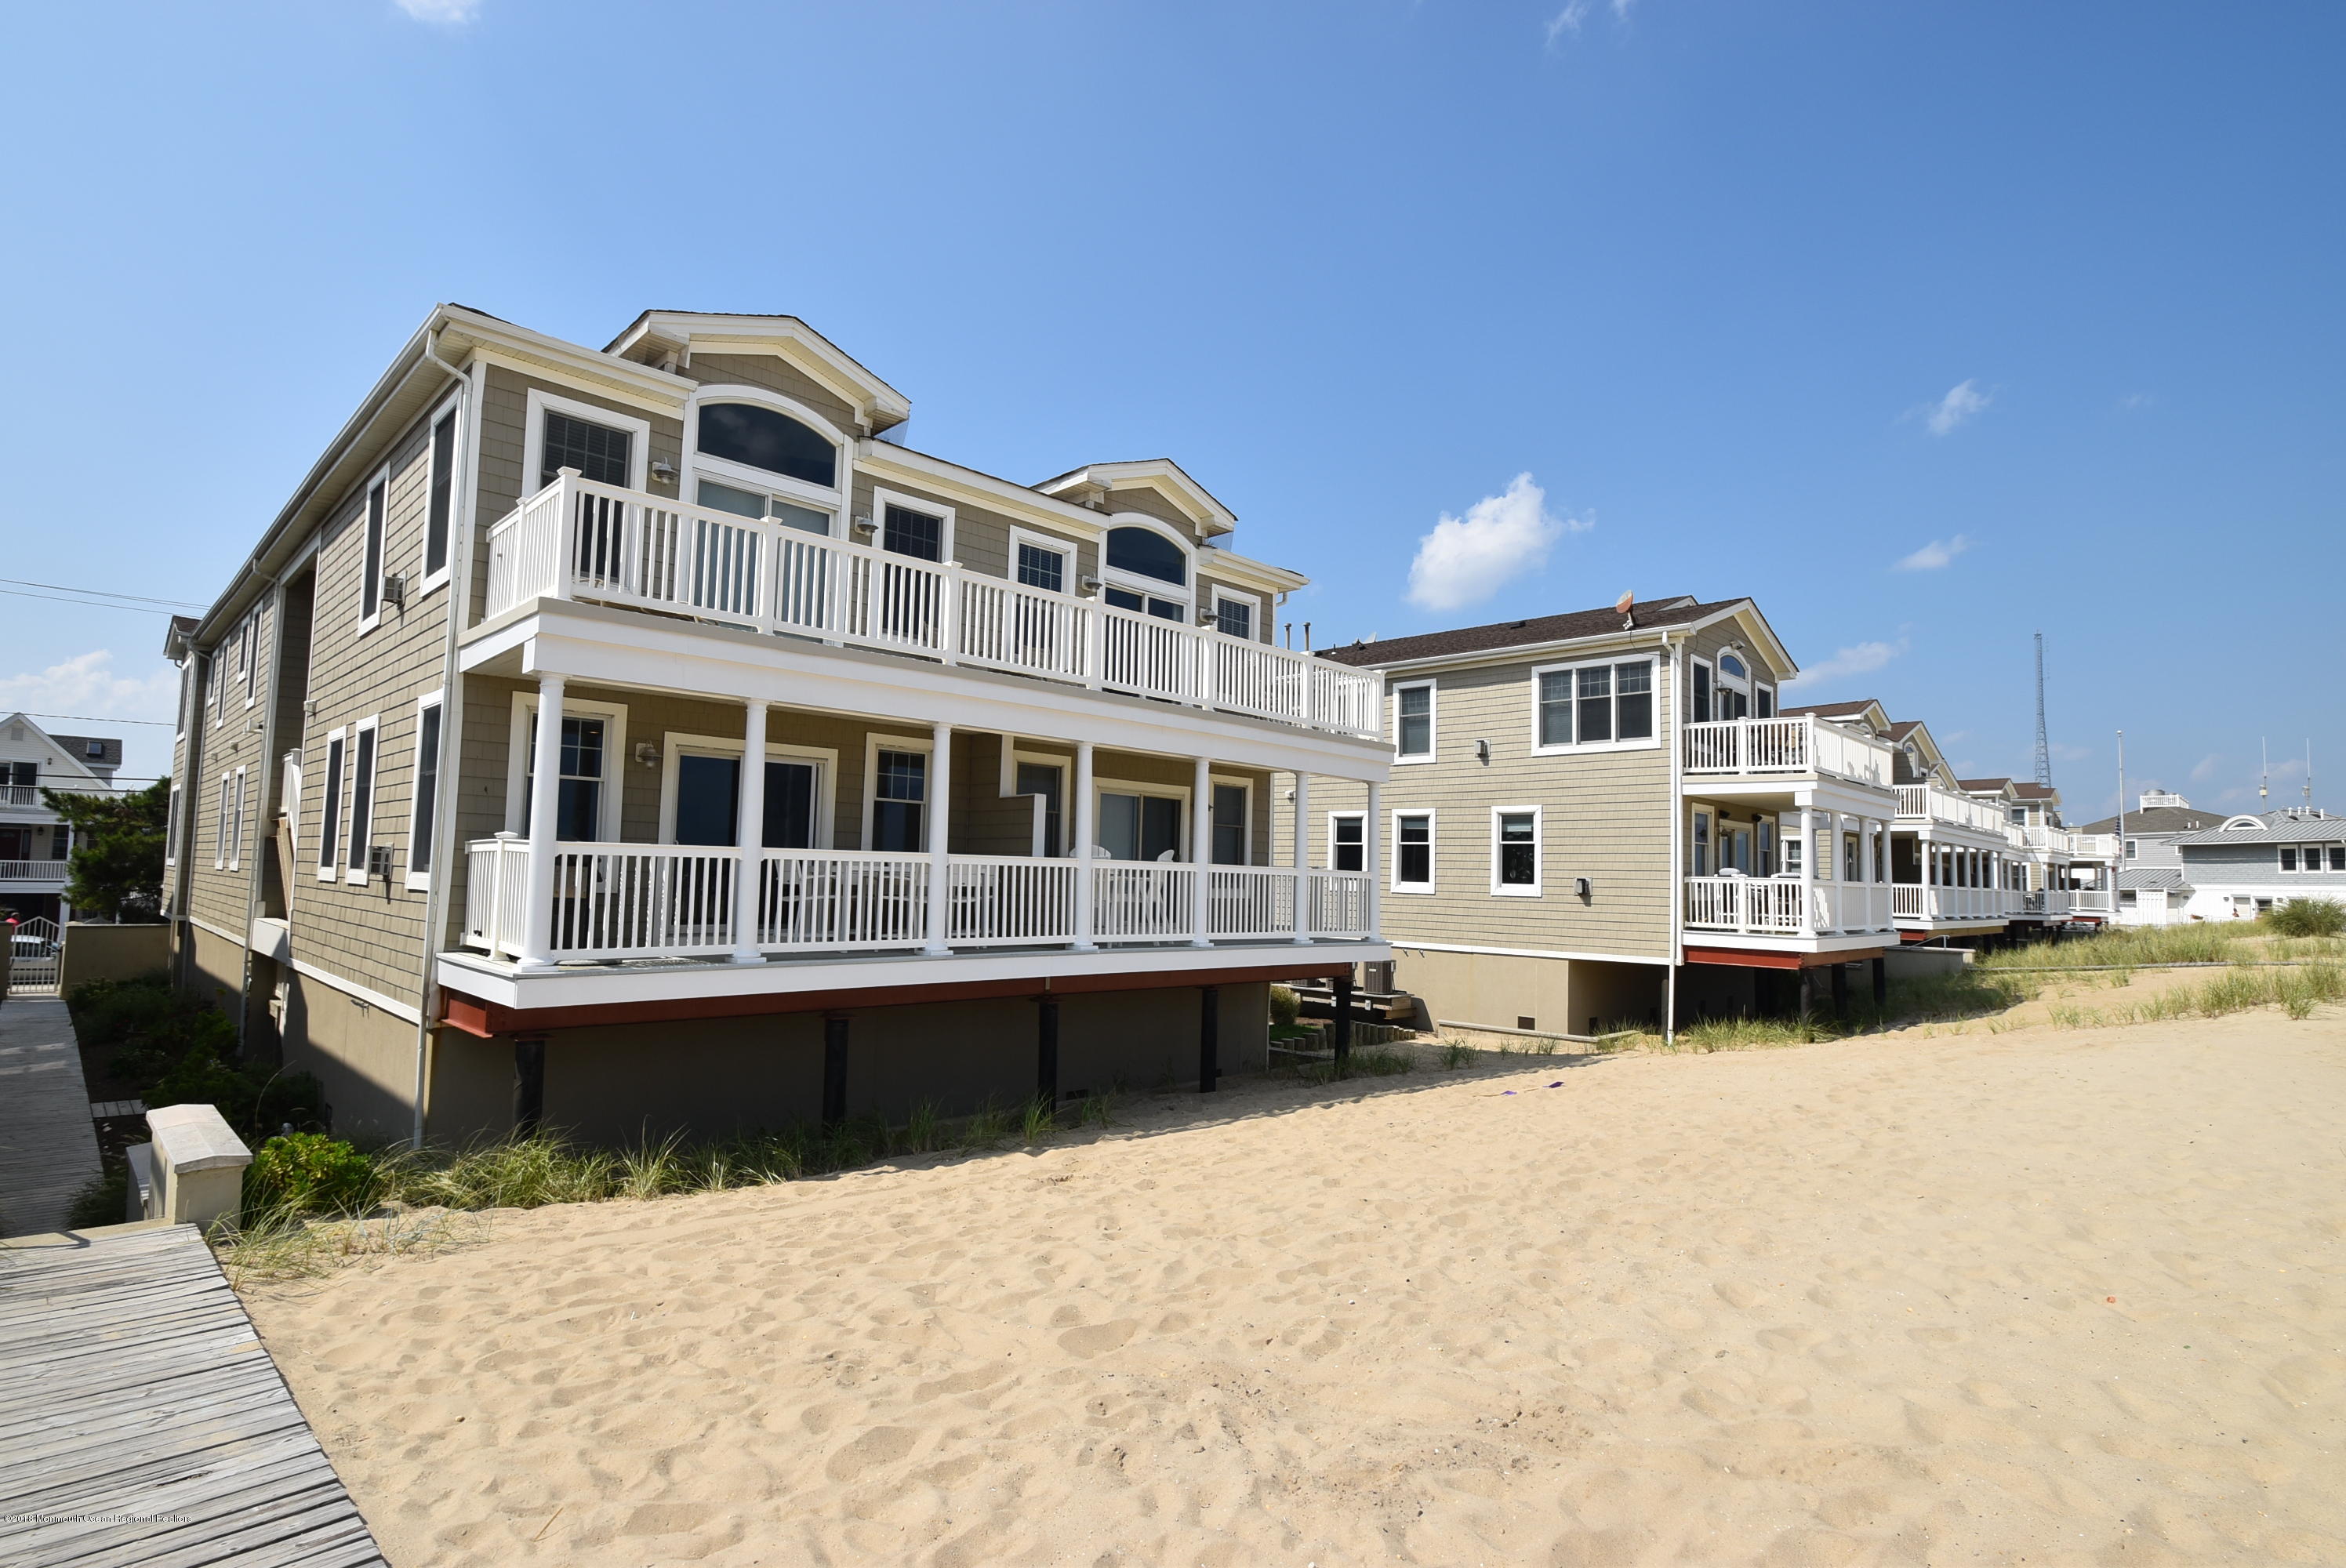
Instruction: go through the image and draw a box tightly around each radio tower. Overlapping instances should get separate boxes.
[2032,632,2054,789]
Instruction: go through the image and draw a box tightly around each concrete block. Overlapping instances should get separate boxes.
[146,1104,252,1229]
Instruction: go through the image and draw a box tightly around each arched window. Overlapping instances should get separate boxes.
[1715,651,1752,720]
[696,401,835,488]
[1106,525,1187,586]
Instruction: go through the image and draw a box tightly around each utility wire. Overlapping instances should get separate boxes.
[0,588,186,616]
[0,576,208,610]
[12,713,176,727]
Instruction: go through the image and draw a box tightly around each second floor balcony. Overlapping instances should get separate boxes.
[1894,784,2010,837]
[1682,717,1894,789]
[483,473,1383,743]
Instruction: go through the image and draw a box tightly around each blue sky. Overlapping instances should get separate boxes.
[3,1,2337,818]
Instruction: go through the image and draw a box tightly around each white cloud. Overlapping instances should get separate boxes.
[1545,1,1592,45]
[0,650,176,722]
[2190,753,2221,782]
[1892,534,1970,572]
[394,0,480,23]
[1783,637,1908,689]
[1923,379,1990,437]
[2119,392,2152,412]
[1405,473,1586,613]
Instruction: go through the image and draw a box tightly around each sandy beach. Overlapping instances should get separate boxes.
[245,1011,2346,1566]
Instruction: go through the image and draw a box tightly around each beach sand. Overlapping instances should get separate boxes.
[246,1011,2346,1566]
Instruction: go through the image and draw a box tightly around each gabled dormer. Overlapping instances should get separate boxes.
[1033,459,1237,546]
[1781,697,1891,738]
[1884,719,1954,787]
[605,310,913,440]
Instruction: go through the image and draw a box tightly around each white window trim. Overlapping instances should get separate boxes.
[213,771,233,871]
[1208,773,1255,866]
[869,486,957,564]
[357,466,391,636]
[1208,585,1264,640]
[315,727,347,881]
[343,714,380,886]
[1008,748,1073,856]
[1390,808,1436,895]
[1007,527,1079,596]
[655,731,838,848]
[1325,809,1366,875]
[1527,654,1662,756]
[862,732,936,851]
[417,391,465,598]
[522,387,653,497]
[1755,682,1776,719]
[1393,679,1436,764]
[1690,655,1714,725]
[1099,513,1195,612]
[163,783,178,869]
[404,690,445,891]
[682,385,847,528]
[1088,776,1197,861]
[1490,804,1543,898]
[240,611,260,709]
[1690,806,1714,878]
[504,693,630,841]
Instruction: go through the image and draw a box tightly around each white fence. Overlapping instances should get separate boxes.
[0,860,68,884]
[8,915,60,993]
[485,473,1383,742]
[465,839,1374,962]
[1890,884,2012,920]
[2071,888,2116,915]
[1682,717,1894,786]
[1683,877,1891,936]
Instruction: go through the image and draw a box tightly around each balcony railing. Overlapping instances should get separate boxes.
[0,860,68,884]
[463,837,1375,964]
[2072,889,2116,915]
[1682,717,1894,787]
[1890,884,2013,921]
[1683,875,1891,937]
[2018,889,2075,917]
[485,473,1384,742]
[2018,826,2075,856]
[2065,833,2120,860]
[1892,784,2009,834]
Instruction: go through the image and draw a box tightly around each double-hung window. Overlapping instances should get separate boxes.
[359,473,388,628]
[407,695,444,887]
[423,405,459,585]
[1492,808,1540,896]
[1394,682,1434,761]
[870,748,928,852]
[1329,811,1364,873]
[1211,783,1249,866]
[1393,812,1434,891]
[317,730,347,878]
[2281,847,2298,873]
[345,718,380,884]
[1533,658,1656,752]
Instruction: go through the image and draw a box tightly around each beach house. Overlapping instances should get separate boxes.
[162,305,1391,1145]
[0,710,123,927]
[2166,808,2346,921]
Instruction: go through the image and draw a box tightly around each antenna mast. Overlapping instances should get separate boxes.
[2260,739,2269,806]
[2032,632,2053,789]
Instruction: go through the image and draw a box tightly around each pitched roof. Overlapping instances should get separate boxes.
[2116,868,2191,891]
[2173,814,2346,846]
[47,735,122,768]
[1957,778,2014,793]
[2072,805,2227,835]
[1781,699,1880,719]
[1885,719,1924,739]
[2013,783,2058,800]
[1314,595,1730,668]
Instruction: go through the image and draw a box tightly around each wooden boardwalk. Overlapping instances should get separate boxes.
[0,998,103,1238]
[0,1221,388,1566]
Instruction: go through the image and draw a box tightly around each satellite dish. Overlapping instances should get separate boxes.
[1614,590,1635,614]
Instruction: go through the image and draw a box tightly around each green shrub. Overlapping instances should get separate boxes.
[1269,985,1300,1026]
[67,1167,130,1229]
[246,1133,380,1217]
[2267,898,2346,938]
[148,1044,328,1145]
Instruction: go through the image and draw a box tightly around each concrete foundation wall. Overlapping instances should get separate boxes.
[1394,947,1661,1039]
[60,924,170,993]
[279,976,423,1145]
[428,981,1272,1147]
[177,921,247,1018]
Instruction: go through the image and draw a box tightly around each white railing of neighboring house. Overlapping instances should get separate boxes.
[2017,888,2076,918]
[1890,884,2012,921]
[2072,888,2116,915]
[484,472,1384,742]
[1682,876,1892,936]
[463,839,1376,962]
[1681,717,1894,787]
[1893,784,2009,834]
[2019,826,2076,856]
[0,860,69,884]
[2065,833,2120,860]
[0,785,42,808]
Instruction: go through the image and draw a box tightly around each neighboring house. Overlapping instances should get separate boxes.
[2168,809,2346,921]
[0,711,122,924]
[1303,595,1908,1038]
[162,304,1390,1146]
[2070,790,2226,926]
[1954,776,2108,922]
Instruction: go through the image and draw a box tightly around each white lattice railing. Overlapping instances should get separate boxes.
[462,840,1378,961]
[1682,717,1894,786]
[483,473,1383,742]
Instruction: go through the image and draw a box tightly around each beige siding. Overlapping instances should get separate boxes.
[685,351,859,436]
[184,593,275,939]
[1102,485,1210,544]
[851,473,1099,586]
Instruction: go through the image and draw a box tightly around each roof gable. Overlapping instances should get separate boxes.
[1033,460,1237,538]
[605,310,911,431]
[1316,594,1750,669]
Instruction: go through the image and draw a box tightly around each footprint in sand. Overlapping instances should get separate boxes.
[1057,1319,1139,1358]
[826,1425,917,1481]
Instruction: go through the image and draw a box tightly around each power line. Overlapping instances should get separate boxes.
[0,587,186,616]
[10,712,176,727]
[0,576,208,610]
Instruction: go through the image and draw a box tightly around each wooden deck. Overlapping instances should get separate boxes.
[0,1222,388,1566]
[0,997,103,1237]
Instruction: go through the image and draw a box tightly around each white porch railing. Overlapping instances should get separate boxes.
[463,839,1376,962]
[1682,717,1894,786]
[484,473,1383,742]
[2066,833,2120,860]
[1890,884,2011,920]
[1683,876,1891,936]
[0,785,42,808]
[1893,784,2009,834]
[2019,889,2075,918]
[0,860,69,884]
[2019,826,2075,856]
[2072,889,2116,915]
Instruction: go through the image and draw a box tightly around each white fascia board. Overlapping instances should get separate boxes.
[1679,779,1897,816]
[1680,931,1893,956]
[470,601,1392,780]
[438,938,1393,1013]
[856,444,1108,535]
[1389,941,1672,967]
[616,312,910,424]
[1345,622,1696,677]
[1688,601,1796,683]
[1197,548,1308,595]
[1037,461,1237,535]
[441,306,692,407]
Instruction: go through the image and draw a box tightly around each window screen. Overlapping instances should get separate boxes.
[1538,670,1572,746]
[426,410,456,576]
[1576,666,1613,742]
[1614,661,1654,739]
[872,749,927,851]
[361,480,386,619]
[1331,814,1364,873]
[347,727,377,873]
[1214,597,1252,639]
[317,736,345,871]
[541,411,632,487]
[1212,784,1248,865]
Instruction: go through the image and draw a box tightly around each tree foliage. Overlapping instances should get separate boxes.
[44,778,169,920]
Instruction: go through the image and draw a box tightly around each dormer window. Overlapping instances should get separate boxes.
[696,401,835,488]
[1106,526,1186,586]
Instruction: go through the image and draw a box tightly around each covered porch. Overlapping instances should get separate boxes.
[1680,779,1899,947]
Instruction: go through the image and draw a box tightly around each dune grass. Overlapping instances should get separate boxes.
[2046,961,2345,1029]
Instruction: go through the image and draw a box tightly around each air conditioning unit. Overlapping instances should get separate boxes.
[368,844,395,882]
[380,572,406,609]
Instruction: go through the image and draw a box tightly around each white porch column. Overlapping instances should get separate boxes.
[1291,771,1312,943]
[924,720,953,955]
[1860,816,1877,928]
[518,673,566,970]
[1365,780,1383,939]
[1189,755,1212,947]
[1072,741,1096,950]
[730,700,768,964]
[1797,807,1818,935]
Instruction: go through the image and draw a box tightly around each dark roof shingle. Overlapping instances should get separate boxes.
[1314,595,1731,668]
